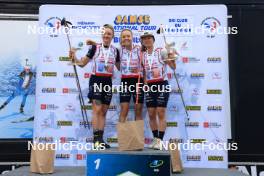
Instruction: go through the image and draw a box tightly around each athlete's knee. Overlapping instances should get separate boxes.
[93,106,102,117]
[100,105,109,117]
[121,102,129,108]
[157,108,166,119]
[148,110,156,119]
[159,115,166,122]
[96,108,105,117]
[120,110,128,118]
[120,103,128,115]
[101,110,107,117]
[135,109,143,120]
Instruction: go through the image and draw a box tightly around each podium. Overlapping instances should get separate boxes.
[86,148,171,176]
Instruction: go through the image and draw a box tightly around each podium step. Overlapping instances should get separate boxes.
[1,166,249,176]
[87,147,170,155]
[87,148,171,176]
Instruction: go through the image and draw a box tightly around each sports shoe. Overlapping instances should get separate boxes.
[152,138,162,150]
[98,139,111,149]
[93,140,111,149]
[149,138,162,150]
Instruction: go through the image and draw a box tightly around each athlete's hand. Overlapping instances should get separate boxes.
[168,52,175,59]
[69,48,77,62]
[167,48,178,60]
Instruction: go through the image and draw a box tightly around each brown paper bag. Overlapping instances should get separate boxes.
[169,141,183,173]
[30,143,55,174]
[117,120,144,151]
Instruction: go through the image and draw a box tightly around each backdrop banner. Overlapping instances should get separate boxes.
[35,4,230,168]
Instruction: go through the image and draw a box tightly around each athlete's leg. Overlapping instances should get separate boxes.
[20,89,29,113]
[145,88,158,138]
[89,75,105,144]
[147,107,161,149]
[95,77,112,148]
[157,107,167,140]
[21,89,29,107]
[119,78,131,122]
[135,103,143,120]
[4,90,19,105]
[119,102,129,122]
[133,78,144,121]
[96,100,111,148]
[92,99,103,130]
[147,107,158,135]
[98,104,109,130]
[156,81,170,140]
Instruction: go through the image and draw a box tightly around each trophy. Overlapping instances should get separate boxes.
[157,25,178,61]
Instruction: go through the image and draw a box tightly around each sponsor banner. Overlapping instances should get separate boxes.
[36,5,230,168]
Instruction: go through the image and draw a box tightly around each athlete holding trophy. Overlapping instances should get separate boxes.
[140,31,176,149]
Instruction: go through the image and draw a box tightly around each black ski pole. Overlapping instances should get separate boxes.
[61,18,90,129]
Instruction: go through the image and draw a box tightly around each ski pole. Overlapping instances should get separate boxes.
[61,18,90,129]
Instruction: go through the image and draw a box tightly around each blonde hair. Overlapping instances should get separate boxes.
[120,29,133,46]
[103,24,115,37]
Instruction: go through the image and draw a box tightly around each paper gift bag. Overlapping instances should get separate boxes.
[169,141,183,173]
[117,120,144,151]
[30,143,55,174]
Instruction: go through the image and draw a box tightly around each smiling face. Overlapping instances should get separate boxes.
[102,27,114,46]
[141,36,154,49]
[120,29,133,48]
